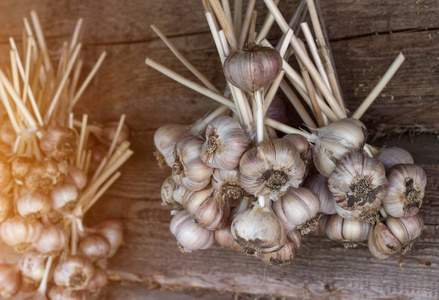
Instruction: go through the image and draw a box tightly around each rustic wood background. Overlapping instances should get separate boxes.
[0,0,438,299]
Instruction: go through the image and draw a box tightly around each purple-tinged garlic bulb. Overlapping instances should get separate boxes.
[378,147,414,170]
[282,134,312,166]
[79,234,111,262]
[224,45,282,93]
[231,203,286,253]
[310,118,367,177]
[273,187,321,235]
[172,135,213,191]
[19,252,46,283]
[48,286,87,300]
[328,152,388,224]
[40,124,77,160]
[183,186,230,230]
[54,255,95,290]
[304,174,336,215]
[325,214,371,248]
[169,210,214,252]
[255,237,299,266]
[160,176,186,209]
[200,116,250,170]
[0,216,42,252]
[153,123,189,168]
[383,164,426,218]
[211,168,246,202]
[17,190,51,220]
[34,225,68,256]
[0,264,21,299]
[240,139,305,201]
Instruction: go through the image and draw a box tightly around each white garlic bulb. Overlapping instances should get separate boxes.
[328,152,388,223]
[273,187,321,235]
[86,266,108,292]
[211,168,246,202]
[325,214,371,248]
[160,176,186,209]
[378,147,414,170]
[0,216,43,252]
[172,135,213,191]
[170,210,215,252]
[310,118,367,177]
[94,219,123,258]
[153,123,188,168]
[54,255,95,290]
[48,285,87,300]
[34,225,68,256]
[183,186,230,230]
[383,164,426,218]
[304,174,336,215]
[200,115,250,170]
[255,238,298,266]
[231,203,286,253]
[40,124,77,160]
[239,139,305,201]
[79,234,111,261]
[0,264,21,299]
[282,134,312,165]
[17,189,51,220]
[50,183,79,213]
[65,165,87,190]
[0,194,12,223]
[19,252,46,283]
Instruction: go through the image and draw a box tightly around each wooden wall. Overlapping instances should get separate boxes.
[0,1,438,299]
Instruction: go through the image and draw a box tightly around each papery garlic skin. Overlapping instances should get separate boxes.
[153,123,188,168]
[200,116,250,170]
[169,210,215,252]
[17,190,51,220]
[310,118,367,177]
[54,255,95,290]
[231,203,286,253]
[304,174,336,215]
[34,225,68,256]
[383,164,426,218]
[0,216,43,252]
[325,214,370,248]
[372,221,403,255]
[0,264,21,298]
[183,186,230,230]
[211,168,246,201]
[50,183,79,213]
[48,285,87,300]
[224,45,282,93]
[0,158,11,189]
[240,139,305,201]
[378,147,414,170]
[172,135,213,191]
[273,187,320,235]
[40,124,77,159]
[19,252,46,283]
[328,152,388,223]
[282,134,312,166]
[79,234,111,261]
[160,176,186,209]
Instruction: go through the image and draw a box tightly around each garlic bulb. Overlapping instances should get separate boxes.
[0,216,43,252]
[304,174,336,215]
[19,252,46,283]
[211,168,246,202]
[383,164,426,218]
[310,118,367,177]
[328,152,388,223]
[17,190,51,220]
[282,134,312,166]
[273,187,320,235]
[200,115,250,170]
[79,234,111,261]
[86,266,108,292]
[0,158,11,189]
[34,225,68,256]
[65,165,87,190]
[172,135,213,191]
[0,264,21,298]
[50,183,79,213]
[367,226,390,260]
[100,121,130,147]
[40,124,77,159]
[54,255,95,290]
[94,219,123,258]
[183,186,230,230]
[160,176,186,209]
[48,285,87,300]
[0,194,12,223]
[231,203,286,253]
[11,156,33,185]
[255,238,298,266]
[169,210,214,252]
[378,147,414,170]
[25,158,65,193]
[153,123,188,168]
[224,44,282,93]
[240,139,305,201]
[325,214,371,248]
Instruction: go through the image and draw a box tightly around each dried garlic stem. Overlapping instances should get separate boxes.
[263,71,285,115]
[264,118,311,139]
[36,256,53,296]
[233,0,243,38]
[256,0,280,43]
[280,80,316,128]
[209,0,238,51]
[238,0,256,48]
[107,114,126,158]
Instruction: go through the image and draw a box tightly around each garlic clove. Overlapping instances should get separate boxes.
[65,165,88,190]
[215,222,245,253]
[50,183,79,213]
[34,225,68,256]
[0,264,21,298]
[386,215,424,254]
[256,238,297,266]
[328,152,388,224]
[0,216,43,252]
[231,203,286,253]
[211,168,246,202]
[48,285,87,300]
[224,45,282,93]
[53,255,95,290]
[160,176,186,209]
[378,147,414,170]
[86,266,108,293]
[79,234,111,262]
[153,123,189,168]
[383,164,426,218]
[40,124,77,160]
[17,189,51,220]
[304,174,336,215]
[94,219,123,258]
[286,230,302,250]
[240,139,305,201]
[326,214,370,248]
[367,226,390,260]
[200,115,250,170]
[372,221,402,255]
[18,252,46,283]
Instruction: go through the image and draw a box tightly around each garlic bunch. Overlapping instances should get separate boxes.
[172,135,213,191]
[310,118,367,177]
[201,115,250,170]
[231,203,286,253]
[383,164,426,218]
[240,139,305,201]
[325,214,371,248]
[328,152,388,223]
[40,124,77,159]
[154,123,188,168]
[304,174,336,215]
[273,187,321,235]
[160,176,186,209]
[378,147,414,170]
[211,168,246,202]
[169,210,214,252]
[368,215,424,259]
[183,186,230,230]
